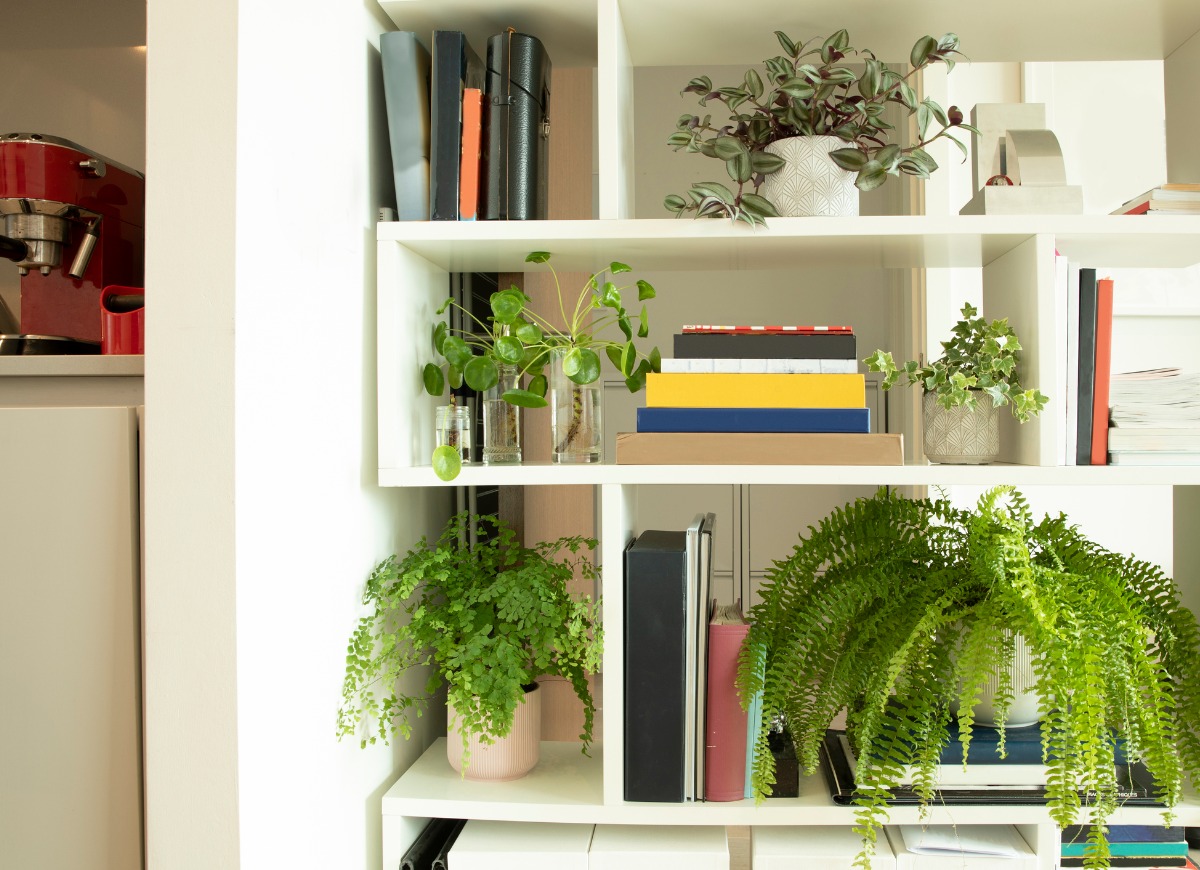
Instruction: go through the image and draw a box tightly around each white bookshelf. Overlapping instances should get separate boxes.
[374,1,1200,867]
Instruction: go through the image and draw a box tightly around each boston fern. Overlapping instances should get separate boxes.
[664,29,975,225]
[737,486,1200,870]
[337,512,603,762]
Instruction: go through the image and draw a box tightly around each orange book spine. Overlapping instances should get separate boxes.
[458,87,482,220]
[1091,277,1115,465]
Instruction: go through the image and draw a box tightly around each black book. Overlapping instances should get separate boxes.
[1063,825,1187,845]
[623,529,689,802]
[819,729,1161,806]
[1076,267,1099,465]
[401,817,463,870]
[429,31,483,221]
[673,332,858,361]
[1061,859,1187,868]
[482,30,551,220]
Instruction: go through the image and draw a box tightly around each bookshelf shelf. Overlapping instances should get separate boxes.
[383,740,1200,828]
[379,216,1200,272]
[379,462,1200,488]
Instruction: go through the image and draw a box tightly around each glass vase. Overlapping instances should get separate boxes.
[435,402,472,464]
[482,364,522,464]
[549,348,602,464]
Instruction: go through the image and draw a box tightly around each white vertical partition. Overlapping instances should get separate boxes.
[984,234,1059,467]
[597,0,636,219]
[377,240,450,476]
[600,482,637,804]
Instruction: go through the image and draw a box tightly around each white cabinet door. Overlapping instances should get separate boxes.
[0,406,142,870]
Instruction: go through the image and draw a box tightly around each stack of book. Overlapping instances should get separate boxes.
[379,29,550,222]
[1114,184,1200,215]
[1060,826,1192,869]
[1108,368,1200,465]
[819,724,1160,807]
[616,324,903,465]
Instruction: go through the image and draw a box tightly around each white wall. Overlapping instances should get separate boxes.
[146,1,450,868]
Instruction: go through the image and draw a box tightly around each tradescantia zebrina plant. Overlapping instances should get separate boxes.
[664,30,977,225]
[737,486,1200,870]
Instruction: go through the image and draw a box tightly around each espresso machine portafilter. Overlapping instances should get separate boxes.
[0,133,145,345]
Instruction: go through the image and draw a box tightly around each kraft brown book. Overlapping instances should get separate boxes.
[615,432,903,465]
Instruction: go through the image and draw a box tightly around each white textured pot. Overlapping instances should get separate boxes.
[922,391,1000,464]
[758,136,859,217]
[952,632,1044,728]
[446,682,541,781]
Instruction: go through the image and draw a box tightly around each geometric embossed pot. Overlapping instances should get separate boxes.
[758,136,859,217]
[446,683,541,781]
[922,390,1000,464]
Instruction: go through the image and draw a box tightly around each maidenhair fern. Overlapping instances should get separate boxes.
[737,486,1200,870]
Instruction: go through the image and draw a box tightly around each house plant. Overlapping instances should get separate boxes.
[864,302,1048,463]
[736,486,1200,870]
[503,251,662,463]
[663,29,976,224]
[336,511,603,779]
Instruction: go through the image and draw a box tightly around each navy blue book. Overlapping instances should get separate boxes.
[637,406,870,434]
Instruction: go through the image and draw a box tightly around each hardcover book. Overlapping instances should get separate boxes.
[645,373,865,409]
[458,87,483,220]
[704,601,750,801]
[616,432,902,466]
[379,31,431,221]
[429,31,483,221]
[674,331,857,360]
[636,407,870,434]
[623,529,689,802]
[1076,268,1098,465]
[659,357,859,374]
[1091,276,1115,465]
[482,30,551,220]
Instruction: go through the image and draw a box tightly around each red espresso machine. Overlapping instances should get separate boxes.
[0,133,145,348]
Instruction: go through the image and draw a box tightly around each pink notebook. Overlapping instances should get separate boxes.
[704,602,751,801]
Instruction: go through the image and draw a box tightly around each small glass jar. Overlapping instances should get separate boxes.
[435,402,472,464]
[482,364,522,464]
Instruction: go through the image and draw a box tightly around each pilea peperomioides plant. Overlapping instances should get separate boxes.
[865,302,1049,422]
[664,29,976,225]
[737,486,1200,870]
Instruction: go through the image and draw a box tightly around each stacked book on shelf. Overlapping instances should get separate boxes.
[1060,825,1192,869]
[819,724,1162,807]
[1114,183,1200,215]
[379,29,550,222]
[615,324,903,465]
[1108,368,1200,465]
[623,513,759,803]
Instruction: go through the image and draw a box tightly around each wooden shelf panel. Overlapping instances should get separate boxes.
[379,217,1200,272]
[381,739,1200,826]
[379,462,1200,488]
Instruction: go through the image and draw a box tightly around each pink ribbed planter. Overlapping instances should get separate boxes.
[446,683,541,781]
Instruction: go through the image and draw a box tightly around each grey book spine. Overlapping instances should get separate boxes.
[380,32,431,221]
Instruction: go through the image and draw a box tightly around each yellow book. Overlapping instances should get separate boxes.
[645,373,865,408]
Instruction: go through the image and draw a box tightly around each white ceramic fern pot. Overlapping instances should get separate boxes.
[446,682,541,781]
[951,632,1044,728]
[759,135,859,217]
[922,391,1000,464]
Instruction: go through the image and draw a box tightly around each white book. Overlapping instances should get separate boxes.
[659,358,857,374]
[887,825,1037,870]
[447,821,595,870]
[752,825,896,870]
[1065,260,1080,465]
[589,825,727,870]
[1054,254,1069,464]
[839,734,1047,786]
[1108,427,1200,451]
[683,512,715,801]
[1109,451,1200,465]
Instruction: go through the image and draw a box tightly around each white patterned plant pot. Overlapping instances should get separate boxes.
[758,135,859,217]
[922,391,1000,464]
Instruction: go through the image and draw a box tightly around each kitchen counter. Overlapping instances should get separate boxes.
[0,354,143,378]
[0,354,143,407]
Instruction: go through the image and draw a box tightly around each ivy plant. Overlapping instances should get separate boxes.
[864,302,1049,422]
[737,486,1200,870]
[337,512,603,767]
[664,29,977,225]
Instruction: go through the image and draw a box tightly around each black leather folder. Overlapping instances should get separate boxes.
[400,817,463,870]
[482,30,551,220]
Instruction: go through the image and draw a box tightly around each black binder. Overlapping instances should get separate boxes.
[399,817,463,870]
[482,30,551,220]
[429,31,483,221]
